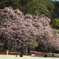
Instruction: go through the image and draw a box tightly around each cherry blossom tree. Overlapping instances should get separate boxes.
[0,7,59,52]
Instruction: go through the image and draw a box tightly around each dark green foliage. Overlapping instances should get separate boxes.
[0,0,55,18]
[53,1,59,19]
[50,1,59,29]
[35,44,48,52]
[0,11,4,22]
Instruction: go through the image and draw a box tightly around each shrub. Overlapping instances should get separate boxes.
[52,19,59,29]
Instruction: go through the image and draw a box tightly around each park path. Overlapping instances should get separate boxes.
[0,55,59,59]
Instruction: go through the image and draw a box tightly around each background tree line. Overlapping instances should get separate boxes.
[51,1,59,29]
[0,0,59,29]
[0,0,55,18]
